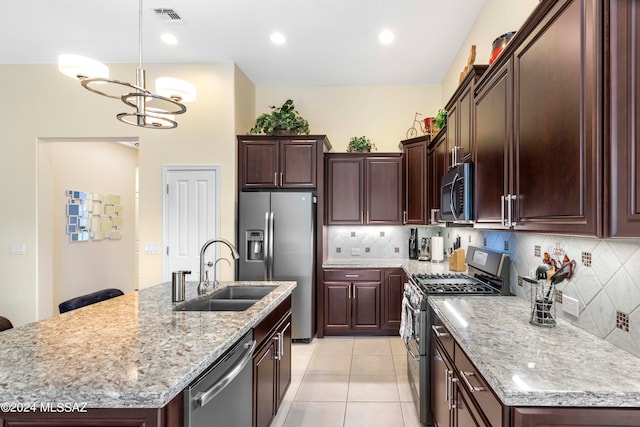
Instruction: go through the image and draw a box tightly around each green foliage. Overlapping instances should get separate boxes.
[435,108,447,129]
[249,99,310,135]
[347,136,376,152]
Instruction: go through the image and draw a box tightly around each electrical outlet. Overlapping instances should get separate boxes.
[563,295,580,317]
[517,277,523,287]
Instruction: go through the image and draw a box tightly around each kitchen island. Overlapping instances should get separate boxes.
[0,280,295,424]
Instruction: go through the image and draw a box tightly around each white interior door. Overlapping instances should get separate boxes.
[163,166,219,282]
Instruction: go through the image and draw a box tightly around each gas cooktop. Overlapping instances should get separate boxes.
[412,273,499,294]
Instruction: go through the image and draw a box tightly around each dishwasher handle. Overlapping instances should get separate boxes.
[194,340,256,407]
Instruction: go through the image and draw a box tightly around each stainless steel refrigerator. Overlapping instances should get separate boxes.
[238,192,315,341]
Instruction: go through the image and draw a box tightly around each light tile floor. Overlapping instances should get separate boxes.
[271,336,422,427]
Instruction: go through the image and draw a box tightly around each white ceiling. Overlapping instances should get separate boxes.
[2,0,485,86]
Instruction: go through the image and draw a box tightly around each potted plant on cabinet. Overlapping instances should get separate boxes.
[346,136,376,152]
[248,99,310,135]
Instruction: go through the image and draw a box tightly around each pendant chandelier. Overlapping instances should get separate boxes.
[58,0,196,129]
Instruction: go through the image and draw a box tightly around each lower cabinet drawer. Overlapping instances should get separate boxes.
[455,343,505,427]
[431,315,455,357]
[323,269,381,282]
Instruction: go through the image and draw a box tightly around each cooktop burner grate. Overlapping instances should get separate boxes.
[412,273,498,295]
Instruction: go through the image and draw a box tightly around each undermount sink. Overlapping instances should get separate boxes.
[175,285,277,312]
[210,285,277,300]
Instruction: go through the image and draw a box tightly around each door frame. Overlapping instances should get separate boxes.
[162,165,221,282]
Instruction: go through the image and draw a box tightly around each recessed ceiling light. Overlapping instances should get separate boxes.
[270,32,286,45]
[161,33,178,45]
[379,29,394,45]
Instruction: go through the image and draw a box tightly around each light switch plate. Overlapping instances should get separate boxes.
[144,243,159,254]
[351,248,361,256]
[563,295,580,317]
[10,243,25,255]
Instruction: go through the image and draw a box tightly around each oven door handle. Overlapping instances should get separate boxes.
[402,338,420,361]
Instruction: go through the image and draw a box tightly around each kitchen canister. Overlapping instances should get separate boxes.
[431,236,445,262]
[172,270,191,302]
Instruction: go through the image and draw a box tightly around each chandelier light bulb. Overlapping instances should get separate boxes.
[58,54,109,80]
[155,77,196,102]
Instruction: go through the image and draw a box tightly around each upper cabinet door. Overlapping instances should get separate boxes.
[326,156,364,224]
[239,140,279,189]
[402,138,428,225]
[279,140,317,188]
[607,0,640,237]
[512,0,601,235]
[366,156,403,224]
[473,60,512,229]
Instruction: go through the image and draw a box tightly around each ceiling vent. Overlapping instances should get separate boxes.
[153,8,185,24]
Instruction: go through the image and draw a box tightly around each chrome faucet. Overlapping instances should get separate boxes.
[198,238,240,295]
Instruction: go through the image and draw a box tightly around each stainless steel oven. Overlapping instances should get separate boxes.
[401,246,510,426]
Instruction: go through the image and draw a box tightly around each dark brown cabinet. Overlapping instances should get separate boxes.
[381,268,404,331]
[472,0,601,235]
[253,297,292,427]
[238,135,329,190]
[322,269,381,335]
[473,60,512,229]
[512,407,640,426]
[606,0,640,237]
[446,65,488,168]
[400,136,428,225]
[431,310,507,427]
[325,153,403,225]
[427,130,448,224]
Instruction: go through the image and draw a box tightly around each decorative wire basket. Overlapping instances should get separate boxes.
[529,280,556,327]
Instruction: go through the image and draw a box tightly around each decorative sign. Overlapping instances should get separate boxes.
[66,190,123,242]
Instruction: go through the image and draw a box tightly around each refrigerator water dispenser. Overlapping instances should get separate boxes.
[246,230,264,261]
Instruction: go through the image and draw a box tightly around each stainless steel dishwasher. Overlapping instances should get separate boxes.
[184,330,256,427]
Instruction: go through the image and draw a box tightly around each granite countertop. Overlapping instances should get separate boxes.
[0,280,296,408]
[430,296,640,407]
[323,257,465,276]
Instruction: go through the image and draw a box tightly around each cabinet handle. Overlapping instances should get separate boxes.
[431,208,440,224]
[500,195,506,227]
[451,147,456,167]
[279,322,291,359]
[445,368,450,402]
[459,371,486,393]
[403,211,408,224]
[449,375,458,409]
[509,194,517,226]
[274,172,278,187]
[280,172,283,187]
[431,325,450,338]
[345,274,359,278]
[273,335,280,360]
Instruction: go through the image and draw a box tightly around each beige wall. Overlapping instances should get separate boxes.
[50,140,137,314]
[0,62,239,326]
[441,0,540,102]
[255,86,441,152]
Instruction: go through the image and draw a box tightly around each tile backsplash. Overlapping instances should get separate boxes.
[327,225,640,358]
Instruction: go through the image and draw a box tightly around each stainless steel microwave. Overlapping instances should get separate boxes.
[440,162,473,223]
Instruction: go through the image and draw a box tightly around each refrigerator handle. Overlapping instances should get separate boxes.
[264,212,270,281]
[268,212,275,280]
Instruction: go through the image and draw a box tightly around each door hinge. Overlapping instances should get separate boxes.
[166,184,169,194]
[166,246,169,255]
